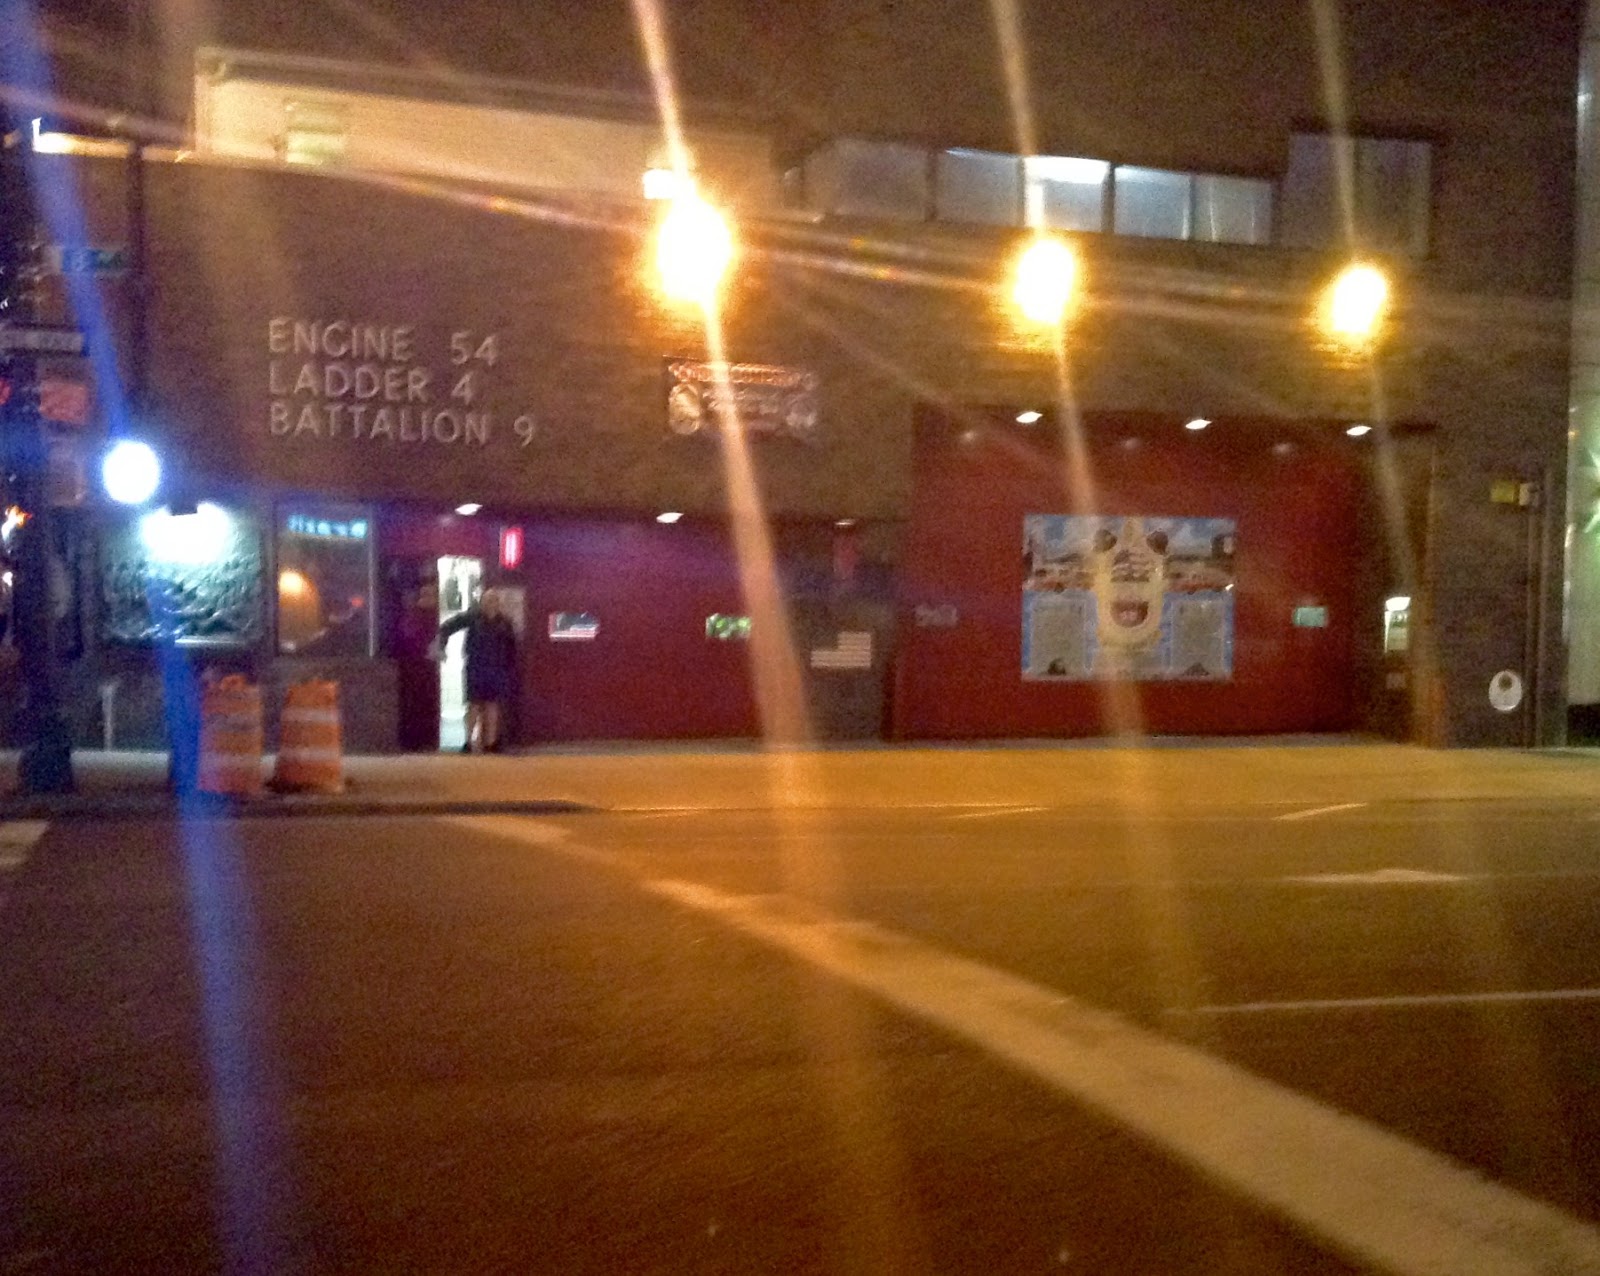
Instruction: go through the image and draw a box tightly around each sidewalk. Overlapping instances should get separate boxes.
[2,739,1600,818]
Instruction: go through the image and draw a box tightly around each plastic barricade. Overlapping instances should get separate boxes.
[198,674,264,797]
[273,679,345,794]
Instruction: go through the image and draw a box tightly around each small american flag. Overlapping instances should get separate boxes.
[810,631,874,671]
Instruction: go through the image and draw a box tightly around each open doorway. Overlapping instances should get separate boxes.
[437,555,482,751]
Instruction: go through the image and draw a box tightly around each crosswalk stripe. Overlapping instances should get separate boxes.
[0,820,47,871]
[453,813,1600,1276]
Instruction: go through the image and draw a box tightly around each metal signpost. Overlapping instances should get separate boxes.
[1,124,76,793]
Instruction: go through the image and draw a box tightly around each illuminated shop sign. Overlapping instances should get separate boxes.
[283,513,369,540]
[665,359,819,442]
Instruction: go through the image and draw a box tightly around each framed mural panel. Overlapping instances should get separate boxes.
[1022,514,1235,681]
[100,504,265,647]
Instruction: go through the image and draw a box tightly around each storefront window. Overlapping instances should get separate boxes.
[276,502,375,656]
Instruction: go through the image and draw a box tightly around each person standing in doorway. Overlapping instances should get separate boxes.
[436,588,519,753]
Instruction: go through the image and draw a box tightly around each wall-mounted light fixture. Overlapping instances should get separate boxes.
[1011,235,1080,326]
[655,189,735,307]
[101,440,161,506]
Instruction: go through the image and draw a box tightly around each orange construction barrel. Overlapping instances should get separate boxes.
[198,674,264,798]
[273,679,345,794]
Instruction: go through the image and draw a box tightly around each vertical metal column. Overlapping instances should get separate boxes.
[1,121,74,792]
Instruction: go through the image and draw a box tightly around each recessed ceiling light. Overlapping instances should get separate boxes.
[1016,410,1043,425]
[1184,417,1211,432]
[455,502,482,516]
[835,518,857,528]
[656,511,683,524]
[1346,423,1372,438]
[1272,441,1294,456]
[1120,436,1141,450]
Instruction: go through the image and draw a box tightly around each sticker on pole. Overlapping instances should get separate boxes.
[1489,670,1524,712]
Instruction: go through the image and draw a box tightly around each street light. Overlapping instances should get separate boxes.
[655,188,735,307]
[101,439,161,505]
[1011,235,1080,327]
[1322,262,1390,349]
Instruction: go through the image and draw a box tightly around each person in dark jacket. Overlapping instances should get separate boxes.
[437,588,518,753]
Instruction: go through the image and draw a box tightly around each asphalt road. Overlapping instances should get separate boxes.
[5,793,1600,1273]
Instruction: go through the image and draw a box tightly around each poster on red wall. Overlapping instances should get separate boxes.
[1022,515,1236,681]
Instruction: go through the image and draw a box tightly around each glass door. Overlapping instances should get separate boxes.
[437,555,483,751]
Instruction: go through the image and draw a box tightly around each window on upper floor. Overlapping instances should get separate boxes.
[936,149,1022,226]
[803,137,929,220]
[1355,137,1431,256]
[1193,174,1274,245]
[280,100,348,167]
[1113,167,1193,239]
[1024,156,1109,232]
[1278,133,1431,257]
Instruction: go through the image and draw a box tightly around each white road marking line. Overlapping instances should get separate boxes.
[0,820,47,871]
[0,821,46,906]
[1172,988,1600,1017]
[1274,868,1600,888]
[1274,802,1369,822]
[452,814,1600,1276]
[1283,867,1469,886]
[0,820,49,846]
[948,806,1050,820]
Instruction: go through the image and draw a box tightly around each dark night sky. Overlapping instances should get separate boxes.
[15,0,1588,167]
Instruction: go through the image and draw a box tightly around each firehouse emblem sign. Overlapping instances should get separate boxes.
[665,359,819,442]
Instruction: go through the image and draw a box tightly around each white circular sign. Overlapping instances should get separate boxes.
[1489,670,1524,713]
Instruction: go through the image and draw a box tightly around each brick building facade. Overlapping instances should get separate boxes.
[4,0,1583,750]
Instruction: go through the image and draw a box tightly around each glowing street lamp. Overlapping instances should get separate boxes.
[101,439,162,506]
[1322,262,1390,348]
[1011,235,1080,326]
[655,189,735,307]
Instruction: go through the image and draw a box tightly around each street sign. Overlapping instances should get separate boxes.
[45,245,129,276]
[0,324,86,356]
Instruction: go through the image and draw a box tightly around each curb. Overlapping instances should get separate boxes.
[0,794,595,820]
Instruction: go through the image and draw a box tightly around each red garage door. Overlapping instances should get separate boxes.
[520,518,762,742]
[893,410,1363,740]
